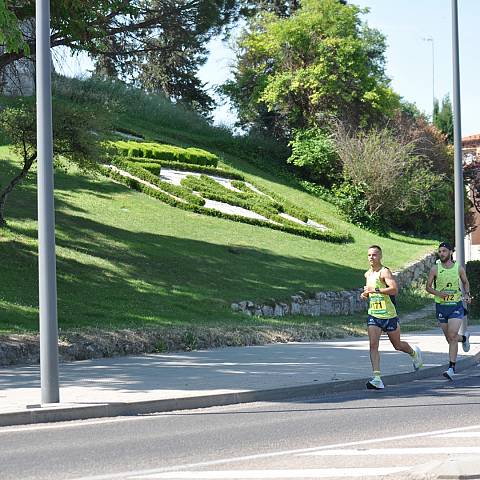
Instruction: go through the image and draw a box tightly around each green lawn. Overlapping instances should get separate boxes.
[0,140,438,334]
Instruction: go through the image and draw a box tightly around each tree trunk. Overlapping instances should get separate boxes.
[0,155,36,226]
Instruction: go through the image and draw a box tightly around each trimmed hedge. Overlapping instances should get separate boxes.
[181,175,281,218]
[110,140,218,167]
[109,159,204,207]
[466,261,480,317]
[123,157,245,180]
[101,167,351,243]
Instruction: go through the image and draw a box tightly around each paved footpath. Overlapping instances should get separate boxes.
[0,325,479,427]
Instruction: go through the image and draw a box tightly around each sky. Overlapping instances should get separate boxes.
[56,0,480,136]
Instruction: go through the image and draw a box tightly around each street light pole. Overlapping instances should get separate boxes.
[423,37,435,115]
[36,0,60,404]
[451,0,465,268]
[451,0,467,335]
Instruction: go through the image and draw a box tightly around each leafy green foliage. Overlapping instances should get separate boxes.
[110,158,205,207]
[466,261,480,317]
[288,128,341,186]
[0,1,28,54]
[223,0,399,139]
[110,140,218,167]
[124,157,245,180]
[433,95,454,144]
[333,182,382,232]
[0,99,107,224]
[334,125,450,235]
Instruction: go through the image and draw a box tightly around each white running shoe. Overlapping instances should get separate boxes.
[412,346,423,371]
[366,377,385,390]
[462,332,471,352]
[443,367,455,381]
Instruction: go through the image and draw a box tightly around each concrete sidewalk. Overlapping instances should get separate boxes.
[0,326,479,427]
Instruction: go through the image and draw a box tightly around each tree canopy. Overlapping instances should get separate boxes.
[222,0,399,138]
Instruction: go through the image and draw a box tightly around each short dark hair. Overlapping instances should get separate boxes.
[368,245,382,252]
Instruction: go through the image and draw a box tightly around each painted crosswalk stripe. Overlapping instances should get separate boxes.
[300,446,480,456]
[129,467,411,479]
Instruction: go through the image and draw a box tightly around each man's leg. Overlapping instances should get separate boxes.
[368,325,382,372]
[387,326,414,355]
[446,318,463,363]
[367,325,384,389]
[441,318,462,380]
[387,324,423,371]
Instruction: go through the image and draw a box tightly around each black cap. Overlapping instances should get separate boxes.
[438,241,454,251]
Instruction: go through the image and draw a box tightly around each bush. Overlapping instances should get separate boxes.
[333,182,383,232]
[123,157,244,179]
[288,128,341,187]
[110,158,204,206]
[110,140,218,166]
[466,261,480,317]
[334,124,451,235]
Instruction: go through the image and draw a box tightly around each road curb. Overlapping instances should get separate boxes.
[1,351,478,428]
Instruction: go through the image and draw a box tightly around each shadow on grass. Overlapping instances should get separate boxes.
[0,168,365,333]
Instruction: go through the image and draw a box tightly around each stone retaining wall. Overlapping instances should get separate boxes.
[231,252,436,317]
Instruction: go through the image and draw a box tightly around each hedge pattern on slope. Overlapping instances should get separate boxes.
[110,140,218,166]
[180,175,345,236]
[101,166,351,243]
[110,158,205,206]
[235,179,343,235]
[123,156,245,180]
[181,174,283,219]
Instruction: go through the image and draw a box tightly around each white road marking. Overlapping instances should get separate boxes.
[432,431,480,438]
[129,467,411,479]
[72,423,480,480]
[300,446,480,456]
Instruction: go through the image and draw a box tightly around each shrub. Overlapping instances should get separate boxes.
[333,182,383,232]
[466,261,480,317]
[123,157,245,179]
[288,128,341,187]
[110,140,218,166]
[110,158,204,206]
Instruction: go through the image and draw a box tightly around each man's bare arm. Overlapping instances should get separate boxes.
[459,266,472,304]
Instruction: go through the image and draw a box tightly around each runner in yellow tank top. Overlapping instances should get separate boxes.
[361,245,423,390]
[426,242,472,380]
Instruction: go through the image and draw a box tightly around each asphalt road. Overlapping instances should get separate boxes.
[1,365,479,480]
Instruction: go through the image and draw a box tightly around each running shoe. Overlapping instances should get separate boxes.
[412,346,423,371]
[462,332,471,353]
[443,367,455,381]
[366,377,385,390]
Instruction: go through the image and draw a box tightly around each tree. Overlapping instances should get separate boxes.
[0,100,107,226]
[433,95,454,144]
[0,1,239,114]
[222,0,399,140]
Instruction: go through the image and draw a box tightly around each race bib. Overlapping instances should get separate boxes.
[369,294,387,314]
[439,289,457,304]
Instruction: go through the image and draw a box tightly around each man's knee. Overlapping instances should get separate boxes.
[447,333,458,343]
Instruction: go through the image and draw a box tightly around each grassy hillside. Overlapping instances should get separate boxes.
[0,79,438,334]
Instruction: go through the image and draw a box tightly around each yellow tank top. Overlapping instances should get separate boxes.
[435,262,462,305]
[366,267,397,319]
